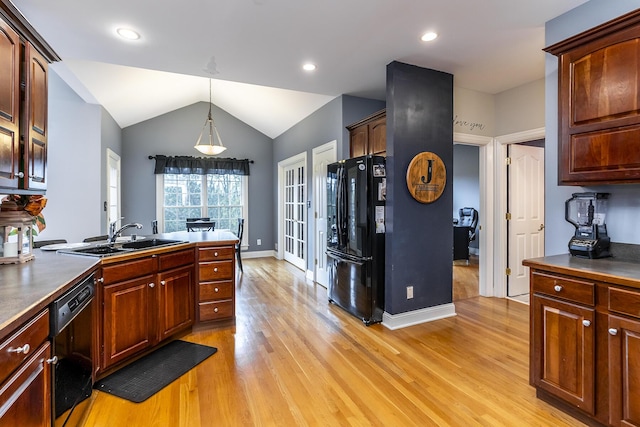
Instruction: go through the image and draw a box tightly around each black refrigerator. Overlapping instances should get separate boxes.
[326,155,385,325]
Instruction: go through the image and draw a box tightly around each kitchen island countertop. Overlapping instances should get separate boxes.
[0,230,238,340]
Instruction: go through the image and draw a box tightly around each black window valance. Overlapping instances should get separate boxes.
[152,155,251,176]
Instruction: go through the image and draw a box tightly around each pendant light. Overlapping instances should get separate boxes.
[194,79,226,155]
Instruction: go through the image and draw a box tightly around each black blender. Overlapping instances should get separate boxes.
[565,192,610,258]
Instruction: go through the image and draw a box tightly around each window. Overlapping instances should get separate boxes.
[157,173,248,235]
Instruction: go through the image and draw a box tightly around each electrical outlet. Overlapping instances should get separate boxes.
[407,286,414,299]
[257,239,262,246]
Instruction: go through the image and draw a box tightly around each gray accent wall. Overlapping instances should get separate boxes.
[545,0,640,255]
[385,61,454,315]
[121,102,274,251]
[273,95,385,272]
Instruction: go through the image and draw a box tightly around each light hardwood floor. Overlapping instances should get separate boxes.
[82,258,584,427]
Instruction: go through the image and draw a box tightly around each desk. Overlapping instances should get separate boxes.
[186,220,215,231]
[453,226,470,261]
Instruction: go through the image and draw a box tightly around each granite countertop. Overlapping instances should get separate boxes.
[0,230,239,340]
[523,253,640,289]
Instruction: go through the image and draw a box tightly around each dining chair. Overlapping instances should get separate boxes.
[236,218,244,273]
[83,235,109,243]
[186,217,214,231]
[34,239,67,248]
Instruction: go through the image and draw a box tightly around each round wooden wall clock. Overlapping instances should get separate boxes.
[406,152,446,203]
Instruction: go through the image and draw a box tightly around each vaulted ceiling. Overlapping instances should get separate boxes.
[11,0,588,138]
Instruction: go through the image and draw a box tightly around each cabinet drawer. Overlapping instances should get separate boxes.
[198,300,234,321]
[199,260,233,281]
[199,246,234,262]
[0,309,49,384]
[531,272,595,306]
[199,281,233,301]
[102,257,157,284]
[158,248,194,271]
[609,286,640,319]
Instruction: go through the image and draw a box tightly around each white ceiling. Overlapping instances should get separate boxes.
[11,0,588,138]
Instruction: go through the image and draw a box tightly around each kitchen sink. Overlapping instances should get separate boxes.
[59,238,185,258]
[65,246,133,257]
[121,239,182,250]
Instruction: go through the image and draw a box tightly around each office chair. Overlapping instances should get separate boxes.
[236,218,244,273]
[458,207,479,242]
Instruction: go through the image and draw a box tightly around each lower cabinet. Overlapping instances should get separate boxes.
[196,244,236,323]
[99,249,195,372]
[528,266,640,427]
[531,294,595,414]
[0,309,52,426]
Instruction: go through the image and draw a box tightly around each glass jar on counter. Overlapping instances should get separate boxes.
[0,211,35,264]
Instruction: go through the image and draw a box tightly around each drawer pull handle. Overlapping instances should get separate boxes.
[214,307,219,313]
[46,356,58,365]
[554,285,563,292]
[8,344,30,355]
[214,287,219,292]
[160,280,166,286]
[149,283,155,288]
[609,328,618,336]
[582,320,591,327]
[214,252,219,257]
[214,267,218,272]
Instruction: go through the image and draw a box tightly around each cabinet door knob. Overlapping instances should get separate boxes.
[214,252,219,257]
[160,280,166,286]
[214,287,219,293]
[582,320,591,327]
[96,277,104,283]
[609,328,618,336]
[214,307,219,313]
[46,356,58,365]
[149,283,155,288]
[8,344,30,355]
[554,285,563,292]
[214,267,218,272]
[16,171,24,179]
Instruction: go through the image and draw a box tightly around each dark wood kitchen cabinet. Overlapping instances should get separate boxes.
[525,257,640,427]
[347,109,386,158]
[545,9,640,185]
[196,244,236,323]
[0,3,58,193]
[0,309,52,426]
[98,248,195,372]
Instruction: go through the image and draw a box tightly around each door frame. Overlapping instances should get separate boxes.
[106,148,121,231]
[453,132,493,297]
[312,140,337,287]
[495,127,545,299]
[277,151,308,263]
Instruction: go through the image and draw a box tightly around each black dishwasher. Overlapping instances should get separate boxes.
[50,272,95,427]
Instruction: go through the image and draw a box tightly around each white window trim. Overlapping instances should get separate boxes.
[155,174,248,249]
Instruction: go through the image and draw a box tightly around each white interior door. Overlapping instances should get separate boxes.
[283,158,306,270]
[312,141,336,287]
[508,144,544,297]
[106,149,121,228]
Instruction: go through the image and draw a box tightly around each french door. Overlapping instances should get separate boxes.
[283,157,306,270]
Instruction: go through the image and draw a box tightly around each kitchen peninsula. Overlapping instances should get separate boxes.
[0,230,238,425]
[524,253,640,427]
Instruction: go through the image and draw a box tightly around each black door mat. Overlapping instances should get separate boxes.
[94,340,217,403]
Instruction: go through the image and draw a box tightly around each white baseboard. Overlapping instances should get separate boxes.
[382,303,457,330]
[242,250,277,259]
[306,270,314,281]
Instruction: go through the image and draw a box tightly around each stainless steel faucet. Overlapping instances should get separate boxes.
[108,219,143,243]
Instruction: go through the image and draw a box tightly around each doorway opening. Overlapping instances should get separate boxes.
[312,141,337,288]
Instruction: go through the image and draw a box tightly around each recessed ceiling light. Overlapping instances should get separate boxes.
[116,28,141,40]
[303,63,317,71]
[421,32,438,42]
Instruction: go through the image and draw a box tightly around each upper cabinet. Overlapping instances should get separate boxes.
[546,9,640,185]
[347,109,386,158]
[0,2,59,194]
